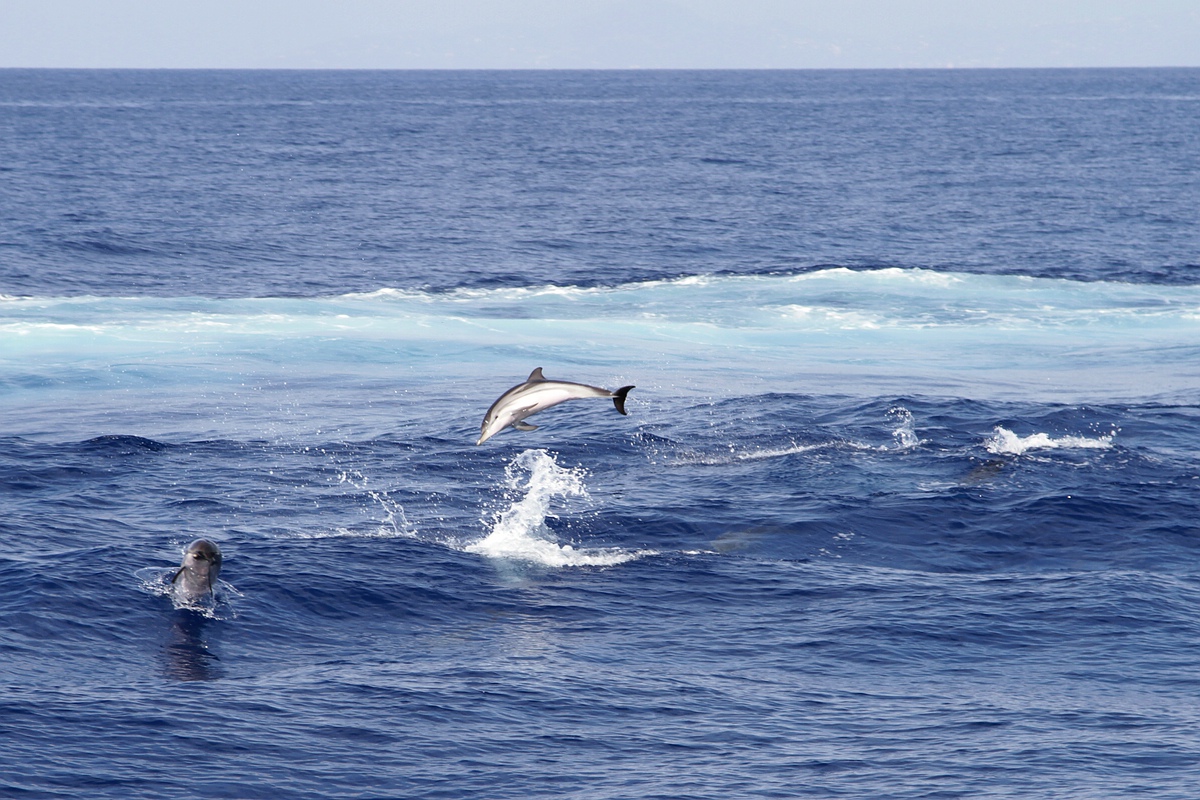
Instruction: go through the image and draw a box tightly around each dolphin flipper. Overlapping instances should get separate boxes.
[513,422,539,431]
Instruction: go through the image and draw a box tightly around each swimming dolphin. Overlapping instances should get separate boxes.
[477,368,634,445]
[170,539,223,604]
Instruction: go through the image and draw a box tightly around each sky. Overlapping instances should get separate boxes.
[1,0,1197,69]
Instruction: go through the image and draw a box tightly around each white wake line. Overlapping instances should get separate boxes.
[669,436,922,466]
[671,441,829,466]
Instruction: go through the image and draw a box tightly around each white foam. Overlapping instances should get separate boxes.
[7,270,1200,404]
[465,449,651,567]
[777,305,884,329]
[787,266,966,287]
[340,286,432,302]
[985,426,1115,455]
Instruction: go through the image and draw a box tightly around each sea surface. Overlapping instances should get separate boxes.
[2,68,1199,799]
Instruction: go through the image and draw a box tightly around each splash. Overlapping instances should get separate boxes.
[888,407,922,450]
[465,449,650,567]
[985,426,1115,455]
[332,470,417,538]
[134,566,241,619]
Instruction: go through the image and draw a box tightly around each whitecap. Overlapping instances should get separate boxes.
[985,426,1115,455]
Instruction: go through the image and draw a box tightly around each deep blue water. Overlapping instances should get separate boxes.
[2,69,1200,799]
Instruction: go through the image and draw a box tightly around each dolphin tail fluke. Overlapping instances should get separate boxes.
[612,385,635,415]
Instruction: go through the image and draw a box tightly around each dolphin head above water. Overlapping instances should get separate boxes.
[477,367,634,445]
[170,538,223,603]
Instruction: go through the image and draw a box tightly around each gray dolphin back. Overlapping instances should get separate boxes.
[528,367,635,413]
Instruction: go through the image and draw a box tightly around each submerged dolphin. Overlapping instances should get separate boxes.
[477,367,634,445]
[170,539,223,604]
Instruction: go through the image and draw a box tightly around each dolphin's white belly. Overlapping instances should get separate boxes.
[526,385,596,412]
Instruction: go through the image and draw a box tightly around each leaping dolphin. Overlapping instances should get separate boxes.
[170,539,223,604]
[477,368,634,445]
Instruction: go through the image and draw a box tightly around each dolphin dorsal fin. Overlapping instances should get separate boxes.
[527,367,546,382]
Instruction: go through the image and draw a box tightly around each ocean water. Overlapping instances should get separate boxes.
[1,68,1199,798]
